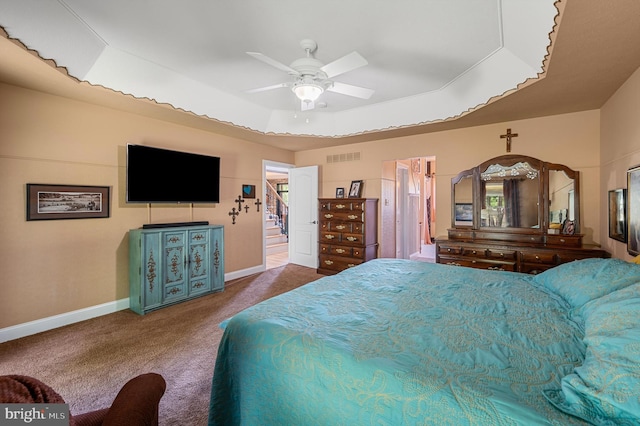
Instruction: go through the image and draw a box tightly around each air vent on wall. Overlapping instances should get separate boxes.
[326,152,361,163]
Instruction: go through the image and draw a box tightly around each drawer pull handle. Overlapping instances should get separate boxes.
[560,239,566,243]
[447,262,462,266]
[535,255,540,260]
[335,248,346,254]
[324,260,334,265]
[324,214,334,219]
[531,237,536,241]
[354,250,360,255]
[472,250,477,254]
[348,215,358,220]
[346,236,357,242]
[447,248,452,252]
[326,234,335,239]
[336,225,346,230]
[347,263,356,268]
[488,266,505,271]
[336,204,346,209]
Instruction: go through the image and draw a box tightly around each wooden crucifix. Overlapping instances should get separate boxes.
[234,195,245,212]
[500,128,519,153]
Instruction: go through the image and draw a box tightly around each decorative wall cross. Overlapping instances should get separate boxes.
[500,128,519,153]
[228,208,239,224]
[244,205,250,213]
[235,195,245,212]
[254,198,262,212]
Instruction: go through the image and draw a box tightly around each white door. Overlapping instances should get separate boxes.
[289,165,319,268]
[396,164,409,258]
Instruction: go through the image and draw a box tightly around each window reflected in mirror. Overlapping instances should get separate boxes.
[453,174,473,227]
[480,161,540,229]
[548,170,575,234]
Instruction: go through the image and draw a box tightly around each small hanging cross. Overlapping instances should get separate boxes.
[254,198,262,212]
[235,195,245,212]
[500,128,519,153]
[228,207,239,225]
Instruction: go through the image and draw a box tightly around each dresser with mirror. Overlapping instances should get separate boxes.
[436,154,609,274]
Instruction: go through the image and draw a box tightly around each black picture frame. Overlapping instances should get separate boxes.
[242,184,256,199]
[348,180,363,198]
[27,184,110,221]
[336,187,345,198]
[627,166,640,255]
[608,188,627,243]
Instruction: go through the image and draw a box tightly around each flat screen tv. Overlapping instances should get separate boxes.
[126,144,220,203]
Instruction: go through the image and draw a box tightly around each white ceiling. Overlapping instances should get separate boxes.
[0,0,557,137]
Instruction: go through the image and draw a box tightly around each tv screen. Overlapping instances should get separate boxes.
[126,144,220,203]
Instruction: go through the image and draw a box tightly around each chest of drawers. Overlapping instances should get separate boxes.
[318,198,378,275]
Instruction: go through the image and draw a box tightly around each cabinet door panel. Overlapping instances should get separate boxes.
[142,233,162,309]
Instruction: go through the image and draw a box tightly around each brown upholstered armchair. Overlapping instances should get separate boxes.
[0,373,166,426]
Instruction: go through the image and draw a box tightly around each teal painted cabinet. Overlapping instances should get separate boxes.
[129,225,224,314]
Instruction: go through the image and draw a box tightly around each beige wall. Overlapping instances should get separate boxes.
[3,62,639,333]
[0,83,294,328]
[296,109,603,244]
[600,66,640,260]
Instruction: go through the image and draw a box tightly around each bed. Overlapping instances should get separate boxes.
[208,258,640,425]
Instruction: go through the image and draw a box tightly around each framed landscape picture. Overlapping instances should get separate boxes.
[627,166,640,255]
[27,184,110,221]
[608,188,626,243]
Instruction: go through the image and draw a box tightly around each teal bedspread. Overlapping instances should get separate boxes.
[208,259,594,425]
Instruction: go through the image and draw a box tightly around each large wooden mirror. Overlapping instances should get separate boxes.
[452,170,474,228]
[479,157,542,230]
[450,155,580,236]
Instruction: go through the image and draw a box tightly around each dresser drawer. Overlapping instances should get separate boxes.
[342,233,364,244]
[321,222,359,232]
[320,200,366,212]
[319,244,353,257]
[545,235,581,248]
[319,255,362,272]
[486,248,517,260]
[521,251,557,264]
[319,232,341,243]
[462,247,487,257]
[321,211,363,222]
[438,244,463,255]
[438,255,516,272]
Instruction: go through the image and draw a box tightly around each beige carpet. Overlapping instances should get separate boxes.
[0,264,321,425]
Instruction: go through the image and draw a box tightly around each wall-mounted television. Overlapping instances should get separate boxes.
[126,144,220,203]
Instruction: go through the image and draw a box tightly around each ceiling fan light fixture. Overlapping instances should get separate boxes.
[292,82,323,102]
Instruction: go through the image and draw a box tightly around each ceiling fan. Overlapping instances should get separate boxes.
[246,39,374,111]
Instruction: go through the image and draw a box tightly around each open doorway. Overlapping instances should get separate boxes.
[264,162,291,269]
[382,157,436,262]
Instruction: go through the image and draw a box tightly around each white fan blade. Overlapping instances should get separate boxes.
[301,99,315,111]
[247,52,298,74]
[246,82,289,94]
[327,81,374,99]
[321,51,368,78]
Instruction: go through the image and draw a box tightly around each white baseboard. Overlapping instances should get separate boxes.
[0,267,265,343]
[0,298,130,343]
[224,265,265,281]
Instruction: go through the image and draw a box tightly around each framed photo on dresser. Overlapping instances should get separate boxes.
[348,180,363,198]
